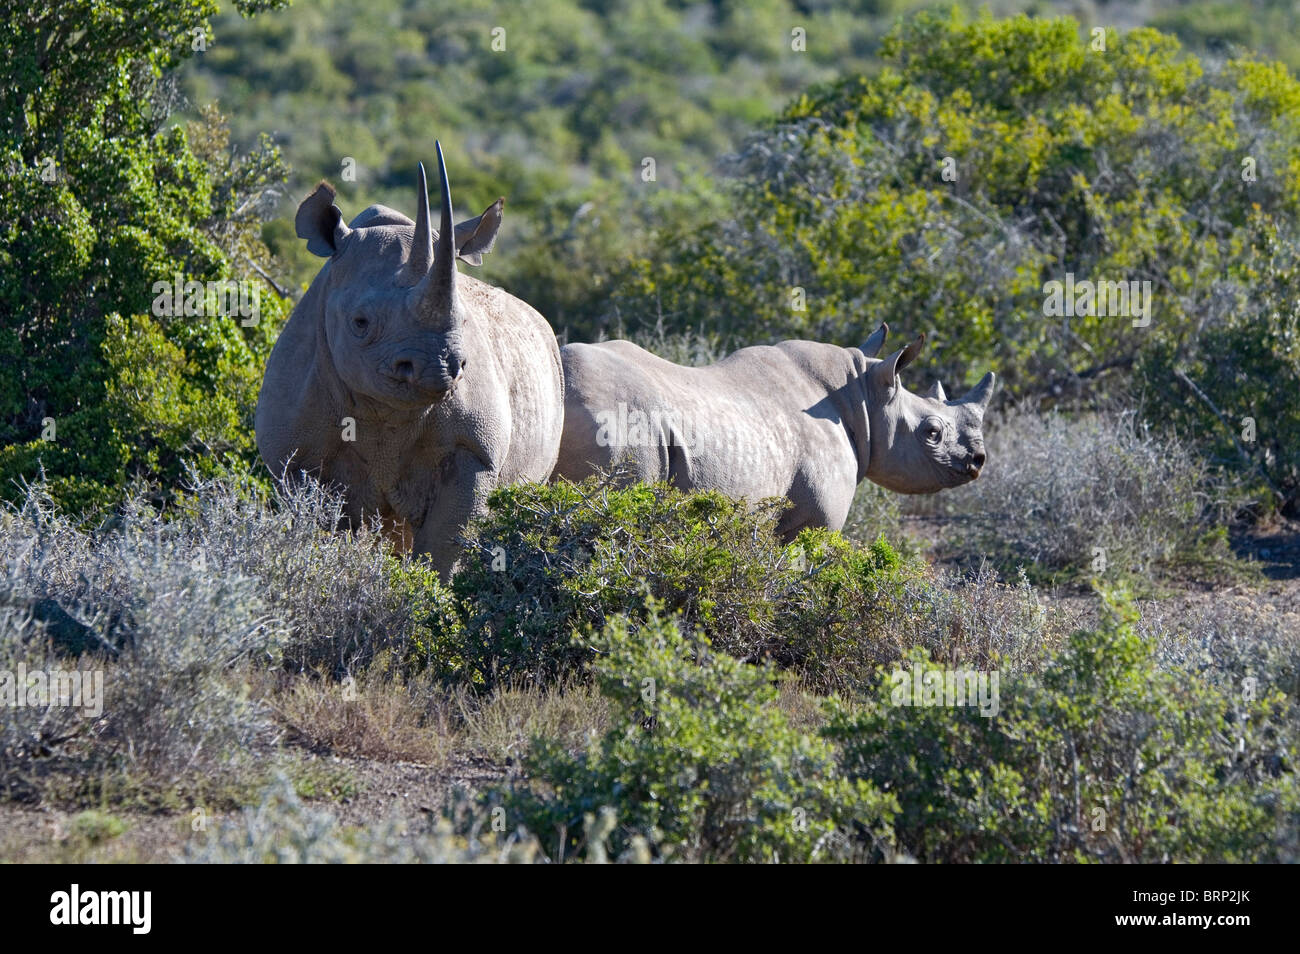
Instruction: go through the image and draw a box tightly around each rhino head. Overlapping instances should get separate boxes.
[861,328,995,494]
[293,142,503,411]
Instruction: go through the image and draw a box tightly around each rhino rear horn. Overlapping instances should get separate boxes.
[924,380,947,402]
[397,163,434,286]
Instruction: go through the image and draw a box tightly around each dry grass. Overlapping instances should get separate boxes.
[270,669,461,766]
[457,681,610,764]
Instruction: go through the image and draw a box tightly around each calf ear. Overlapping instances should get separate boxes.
[869,333,926,401]
[896,333,925,372]
[452,197,505,266]
[295,181,352,257]
[859,322,889,358]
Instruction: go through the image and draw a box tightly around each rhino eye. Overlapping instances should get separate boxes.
[350,315,370,336]
[923,422,943,444]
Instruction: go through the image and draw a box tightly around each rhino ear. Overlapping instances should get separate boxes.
[859,322,888,358]
[870,333,926,401]
[453,197,504,267]
[896,333,925,372]
[295,181,352,258]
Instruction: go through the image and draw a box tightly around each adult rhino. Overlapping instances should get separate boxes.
[256,143,564,575]
[553,326,994,539]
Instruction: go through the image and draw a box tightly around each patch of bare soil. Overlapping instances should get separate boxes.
[1233,516,1300,581]
[327,753,510,829]
[0,751,511,863]
[0,804,187,863]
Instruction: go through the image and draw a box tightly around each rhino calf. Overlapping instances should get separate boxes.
[256,144,564,575]
[553,326,994,538]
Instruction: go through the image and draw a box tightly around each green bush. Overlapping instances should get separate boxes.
[1139,213,1300,514]
[434,478,937,691]
[495,606,898,863]
[827,592,1299,863]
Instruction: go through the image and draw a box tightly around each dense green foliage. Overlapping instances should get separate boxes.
[622,13,1300,382]
[498,606,898,863]
[3,471,1295,860]
[179,0,935,333]
[0,1,291,512]
[494,585,1297,863]
[7,2,1300,514]
[829,595,1299,862]
[429,478,954,691]
[610,11,1300,510]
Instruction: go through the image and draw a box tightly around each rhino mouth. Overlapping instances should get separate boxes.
[380,372,460,406]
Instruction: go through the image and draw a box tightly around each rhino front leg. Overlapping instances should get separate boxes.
[413,447,499,578]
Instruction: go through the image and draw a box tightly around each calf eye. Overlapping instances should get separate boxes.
[351,315,370,336]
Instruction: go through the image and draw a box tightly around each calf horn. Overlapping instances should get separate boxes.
[959,371,997,409]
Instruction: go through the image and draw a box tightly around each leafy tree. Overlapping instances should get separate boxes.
[0,1,290,512]
[618,13,1300,404]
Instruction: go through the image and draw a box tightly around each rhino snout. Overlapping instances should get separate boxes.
[966,447,986,478]
[386,348,463,399]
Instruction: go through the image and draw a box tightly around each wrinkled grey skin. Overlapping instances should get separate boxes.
[553,325,994,539]
[256,143,564,575]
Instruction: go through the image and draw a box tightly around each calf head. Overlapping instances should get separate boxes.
[294,142,503,411]
[863,331,995,494]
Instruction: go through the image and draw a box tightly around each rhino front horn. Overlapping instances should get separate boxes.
[416,141,459,323]
[960,371,997,409]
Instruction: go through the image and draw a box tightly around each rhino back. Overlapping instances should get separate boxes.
[555,338,861,518]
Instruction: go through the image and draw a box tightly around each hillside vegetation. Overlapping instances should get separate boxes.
[1,1,1298,862]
